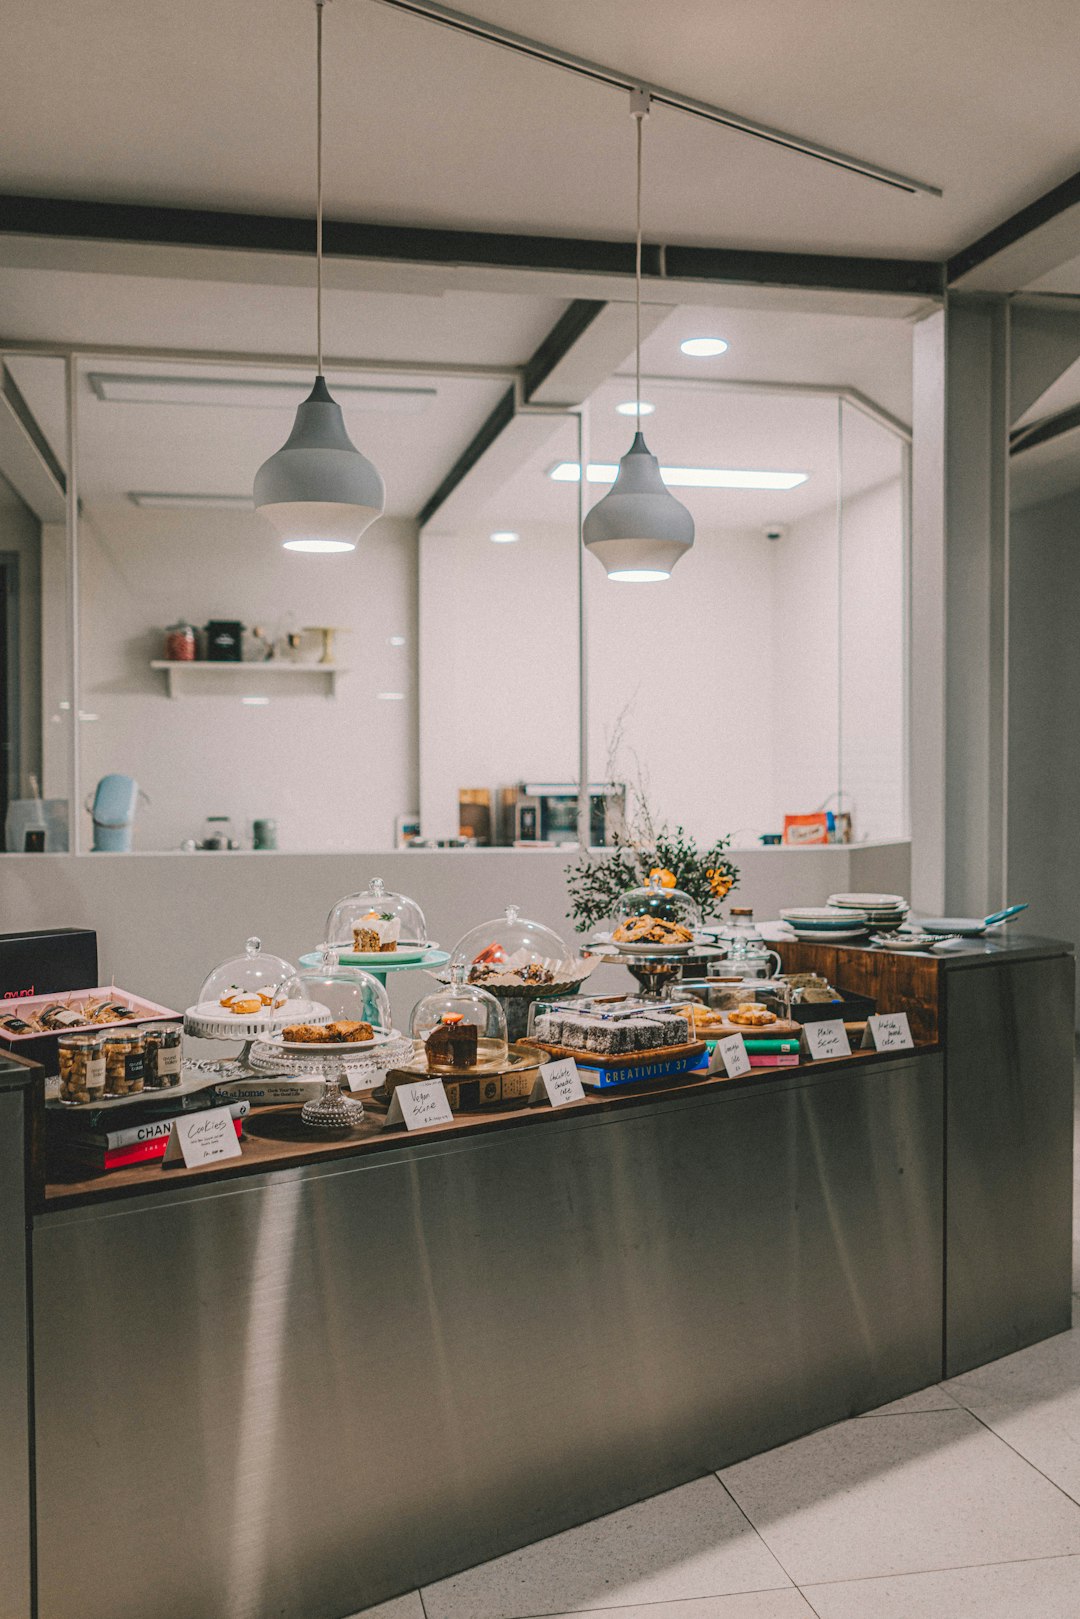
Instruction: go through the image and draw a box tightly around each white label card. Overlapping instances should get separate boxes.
[530,1058,586,1108]
[161,1104,242,1168]
[349,1066,386,1094]
[710,1033,752,1078]
[384,1079,454,1130]
[862,1012,914,1051]
[804,1019,852,1061]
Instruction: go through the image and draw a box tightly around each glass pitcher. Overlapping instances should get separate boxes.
[721,908,781,979]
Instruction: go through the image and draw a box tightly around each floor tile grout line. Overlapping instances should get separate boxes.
[799,1545,1080,1591]
[712,1466,808,1599]
[959,1404,1080,1514]
[418,1579,819,1619]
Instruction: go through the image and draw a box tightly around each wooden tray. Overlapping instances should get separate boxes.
[688,1017,802,1039]
[522,1037,708,1070]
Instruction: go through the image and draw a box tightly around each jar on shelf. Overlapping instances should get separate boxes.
[143,1024,183,1089]
[103,1030,145,1096]
[58,1033,106,1105]
[164,621,197,662]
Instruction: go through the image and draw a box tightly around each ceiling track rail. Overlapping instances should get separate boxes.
[368,0,942,197]
[0,337,520,382]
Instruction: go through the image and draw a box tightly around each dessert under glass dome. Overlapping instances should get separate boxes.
[447,905,596,1040]
[324,877,428,958]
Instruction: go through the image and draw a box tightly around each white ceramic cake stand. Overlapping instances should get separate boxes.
[183,998,332,1078]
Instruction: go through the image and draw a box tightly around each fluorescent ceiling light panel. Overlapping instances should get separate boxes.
[680,337,729,357]
[92,374,435,413]
[128,492,254,510]
[376,691,406,700]
[549,463,808,490]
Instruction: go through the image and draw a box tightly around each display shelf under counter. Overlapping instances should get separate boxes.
[2,933,1072,1619]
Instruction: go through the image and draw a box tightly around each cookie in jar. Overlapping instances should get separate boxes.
[58,1034,106,1105]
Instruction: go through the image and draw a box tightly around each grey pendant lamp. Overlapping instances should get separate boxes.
[254,0,385,552]
[582,92,694,582]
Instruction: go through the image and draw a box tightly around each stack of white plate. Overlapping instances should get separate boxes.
[779,906,871,942]
[827,893,909,932]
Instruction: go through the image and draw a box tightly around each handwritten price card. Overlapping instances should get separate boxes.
[804,1020,852,1061]
[531,1058,586,1108]
[161,1105,242,1168]
[710,1033,752,1079]
[384,1079,454,1131]
[862,1012,914,1051]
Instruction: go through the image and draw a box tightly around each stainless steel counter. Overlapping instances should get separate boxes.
[33,1051,943,1619]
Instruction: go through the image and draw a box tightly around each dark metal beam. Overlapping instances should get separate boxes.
[418,298,604,526]
[1010,399,1080,456]
[0,195,942,297]
[948,168,1080,285]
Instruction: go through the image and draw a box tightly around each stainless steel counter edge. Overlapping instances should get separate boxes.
[37,1043,938,1226]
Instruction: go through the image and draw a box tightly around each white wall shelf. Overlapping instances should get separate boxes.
[150,661,346,698]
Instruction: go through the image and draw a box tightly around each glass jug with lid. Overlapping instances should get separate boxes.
[720,907,781,979]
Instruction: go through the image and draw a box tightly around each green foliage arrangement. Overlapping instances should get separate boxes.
[565,824,739,934]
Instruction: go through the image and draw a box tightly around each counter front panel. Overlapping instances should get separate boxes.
[34,1052,943,1619]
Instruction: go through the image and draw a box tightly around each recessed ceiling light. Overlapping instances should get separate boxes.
[282,539,356,553]
[242,696,270,706]
[94,375,435,413]
[489,530,520,543]
[680,337,729,357]
[376,691,406,700]
[128,492,253,510]
[549,463,807,490]
[388,635,406,647]
[616,401,655,416]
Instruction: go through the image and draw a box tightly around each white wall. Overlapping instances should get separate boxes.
[76,503,418,851]
[420,522,580,839]
[422,487,906,851]
[0,841,911,1030]
[771,476,906,842]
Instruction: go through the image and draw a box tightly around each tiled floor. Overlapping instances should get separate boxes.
[347,1083,1080,1619]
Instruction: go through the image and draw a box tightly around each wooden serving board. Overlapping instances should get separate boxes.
[522,1038,708,1070]
[690,1017,802,1039]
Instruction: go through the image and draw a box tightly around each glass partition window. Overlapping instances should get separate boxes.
[0,354,72,852]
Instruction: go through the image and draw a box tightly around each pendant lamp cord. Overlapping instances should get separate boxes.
[630,90,650,416]
[316,0,326,377]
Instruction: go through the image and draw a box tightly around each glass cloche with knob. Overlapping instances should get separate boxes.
[289,948,393,1039]
[611,877,702,952]
[448,905,595,1041]
[324,876,428,957]
[185,936,325,1037]
[410,965,509,1073]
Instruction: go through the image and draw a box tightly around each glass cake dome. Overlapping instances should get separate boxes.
[294,949,392,1033]
[410,965,509,1072]
[324,876,428,954]
[611,877,702,947]
[450,904,574,987]
[196,936,301,1014]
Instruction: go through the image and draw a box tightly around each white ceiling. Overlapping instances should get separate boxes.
[474,376,905,533]
[5,354,510,520]
[4,0,1080,263]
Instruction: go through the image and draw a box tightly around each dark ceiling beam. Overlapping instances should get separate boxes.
[0,194,942,297]
[1010,400,1080,457]
[418,298,605,526]
[948,167,1080,286]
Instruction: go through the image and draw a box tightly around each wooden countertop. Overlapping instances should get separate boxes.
[42,1039,939,1213]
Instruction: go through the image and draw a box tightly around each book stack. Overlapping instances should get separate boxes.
[55,1100,249,1171]
[740,1036,801,1068]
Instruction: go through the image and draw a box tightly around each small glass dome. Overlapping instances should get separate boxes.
[611,878,701,947]
[293,950,392,1034]
[449,904,573,987]
[197,936,299,1015]
[410,965,509,1072]
[324,876,428,953]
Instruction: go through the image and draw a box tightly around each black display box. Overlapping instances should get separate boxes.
[0,929,99,1001]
